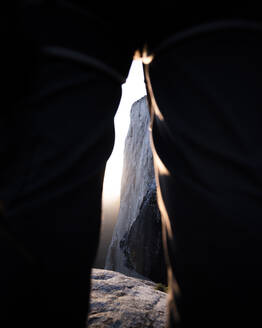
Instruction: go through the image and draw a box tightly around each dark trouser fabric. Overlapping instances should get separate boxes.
[2,3,262,327]
[0,56,124,327]
[147,26,262,327]
[1,3,135,328]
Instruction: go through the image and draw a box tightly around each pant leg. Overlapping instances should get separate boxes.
[0,2,138,326]
[0,55,123,327]
[146,25,262,327]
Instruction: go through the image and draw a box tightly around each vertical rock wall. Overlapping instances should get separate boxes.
[105,97,167,284]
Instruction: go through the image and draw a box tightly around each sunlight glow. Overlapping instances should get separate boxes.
[95,59,147,268]
[102,59,147,205]
[154,152,170,177]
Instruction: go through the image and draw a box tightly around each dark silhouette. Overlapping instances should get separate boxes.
[1,1,262,327]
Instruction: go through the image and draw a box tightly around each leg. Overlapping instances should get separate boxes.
[0,4,135,326]
[146,24,262,327]
[1,59,122,328]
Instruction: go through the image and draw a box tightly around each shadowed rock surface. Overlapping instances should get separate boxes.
[88,269,167,328]
[105,97,167,284]
[120,187,166,284]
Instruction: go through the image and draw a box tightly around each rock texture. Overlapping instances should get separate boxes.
[88,269,167,328]
[105,97,166,284]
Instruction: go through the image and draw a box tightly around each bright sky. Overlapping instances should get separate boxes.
[102,59,147,204]
[95,59,147,268]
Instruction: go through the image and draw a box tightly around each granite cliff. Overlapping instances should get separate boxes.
[105,97,166,284]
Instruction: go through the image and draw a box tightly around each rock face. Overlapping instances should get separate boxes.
[105,97,167,284]
[88,269,167,328]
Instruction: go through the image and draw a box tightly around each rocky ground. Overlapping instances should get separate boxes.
[88,269,167,327]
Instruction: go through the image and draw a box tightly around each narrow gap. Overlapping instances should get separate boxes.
[94,59,146,268]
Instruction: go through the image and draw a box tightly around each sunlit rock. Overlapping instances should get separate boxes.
[105,96,167,284]
[87,269,167,328]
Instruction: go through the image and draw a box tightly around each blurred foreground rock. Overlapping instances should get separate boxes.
[88,269,167,328]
